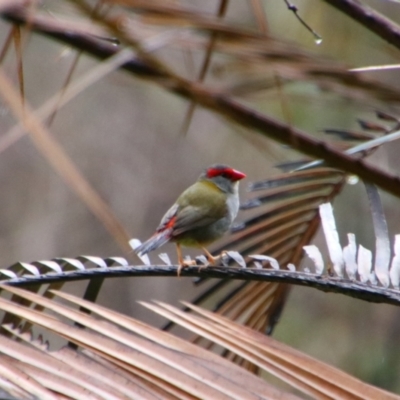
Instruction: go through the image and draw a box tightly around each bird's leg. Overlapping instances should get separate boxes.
[202,247,218,264]
[175,243,196,276]
[200,248,230,270]
[200,247,221,270]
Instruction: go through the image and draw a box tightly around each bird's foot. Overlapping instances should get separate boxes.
[198,261,212,272]
[177,258,197,277]
[198,251,225,272]
[208,250,230,264]
[204,251,231,268]
[206,254,220,265]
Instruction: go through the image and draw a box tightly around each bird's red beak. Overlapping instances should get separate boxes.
[230,169,246,181]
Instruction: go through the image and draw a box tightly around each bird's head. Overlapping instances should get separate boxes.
[200,164,246,193]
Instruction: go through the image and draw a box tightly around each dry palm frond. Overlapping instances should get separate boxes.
[0,285,397,400]
[187,114,400,358]
[0,285,300,400]
[0,166,345,340]
[0,136,395,365]
[190,167,346,339]
[0,152,391,354]
[3,225,400,307]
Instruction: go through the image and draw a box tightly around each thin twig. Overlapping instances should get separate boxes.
[322,0,400,50]
[250,0,269,34]
[180,0,229,135]
[0,26,13,63]
[47,0,106,127]
[283,0,322,43]
[12,26,24,104]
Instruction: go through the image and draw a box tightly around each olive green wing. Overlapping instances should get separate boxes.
[159,181,228,237]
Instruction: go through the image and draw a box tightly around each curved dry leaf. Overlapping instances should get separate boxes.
[365,183,391,287]
[0,286,397,399]
[343,233,357,279]
[191,168,346,359]
[0,357,57,400]
[303,245,324,274]
[319,203,344,277]
[0,285,295,400]
[0,336,127,400]
[357,245,372,283]
[169,302,399,400]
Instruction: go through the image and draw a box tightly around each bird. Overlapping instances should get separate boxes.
[135,164,246,275]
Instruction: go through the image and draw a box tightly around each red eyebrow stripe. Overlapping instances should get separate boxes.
[206,168,222,178]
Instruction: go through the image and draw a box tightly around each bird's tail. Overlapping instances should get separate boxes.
[135,229,172,255]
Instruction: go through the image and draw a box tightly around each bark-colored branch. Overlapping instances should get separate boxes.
[3,7,400,199]
[2,265,400,306]
[322,0,400,51]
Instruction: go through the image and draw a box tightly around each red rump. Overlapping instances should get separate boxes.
[156,215,176,233]
[206,166,246,181]
[165,216,177,229]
